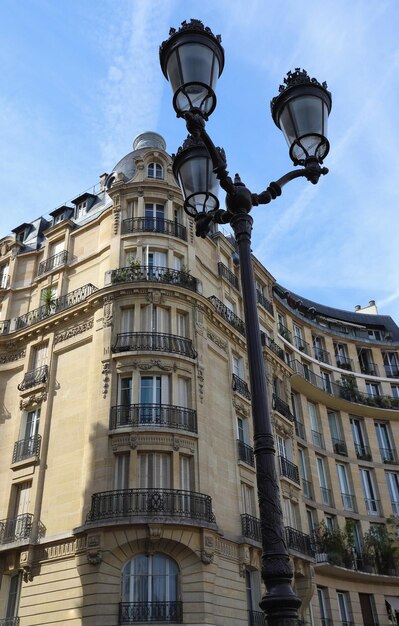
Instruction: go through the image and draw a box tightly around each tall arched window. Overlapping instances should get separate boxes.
[121,553,181,623]
[148,163,163,179]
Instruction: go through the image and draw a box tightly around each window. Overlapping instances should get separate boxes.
[306,508,316,535]
[357,348,377,375]
[140,375,170,424]
[293,324,305,350]
[241,483,256,517]
[360,468,380,515]
[276,435,293,461]
[176,312,188,337]
[138,452,171,489]
[76,201,87,219]
[337,591,352,626]
[291,392,301,420]
[309,402,324,448]
[53,212,64,224]
[391,385,399,399]
[147,162,164,179]
[40,286,57,313]
[18,409,40,459]
[334,342,351,369]
[143,248,167,271]
[324,515,337,533]
[121,307,134,334]
[337,464,354,511]
[237,416,250,445]
[375,421,396,462]
[366,381,381,397]
[316,457,331,506]
[121,554,179,622]
[383,352,399,378]
[350,417,370,460]
[298,448,312,498]
[317,587,330,625]
[386,472,399,516]
[180,455,193,491]
[1,572,22,622]
[282,498,300,530]
[313,335,327,362]
[232,355,245,379]
[321,370,332,394]
[141,304,170,333]
[0,262,9,289]
[245,569,260,614]
[144,203,165,231]
[359,593,378,626]
[114,453,130,490]
[328,411,346,455]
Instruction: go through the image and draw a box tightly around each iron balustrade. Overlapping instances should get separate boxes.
[208,296,245,335]
[302,479,313,500]
[237,440,255,467]
[272,394,294,420]
[87,488,215,523]
[278,456,300,484]
[119,601,183,624]
[218,262,239,290]
[110,404,197,433]
[0,619,21,626]
[354,443,372,461]
[256,290,274,315]
[277,322,292,342]
[241,514,261,542]
[112,333,197,359]
[12,435,41,464]
[313,345,331,364]
[232,373,251,399]
[335,354,353,371]
[380,447,398,463]
[320,487,333,507]
[0,513,33,544]
[14,284,97,331]
[364,498,381,516]
[311,429,325,449]
[284,526,314,557]
[37,250,68,276]
[341,492,356,511]
[360,362,379,376]
[332,437,348,456]
[261,335,286,362]
[385,363,399,378]
[293,335,311,355]
[108,265,197,292]
[248,611,265,626]
[121,216,187,241]
[17,365,48,391]
[294,421,306,440]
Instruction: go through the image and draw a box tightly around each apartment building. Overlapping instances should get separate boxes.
[0,132,398,626]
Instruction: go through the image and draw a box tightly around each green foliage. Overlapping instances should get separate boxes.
[314,521,355,567]
[363,524,399,575]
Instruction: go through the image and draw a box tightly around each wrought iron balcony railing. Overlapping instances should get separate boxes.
[277,322,292,342]
[87,489,215,524]
[237,440,255,467]
[284,526,314,557]
[218,262,239,290]
[293,335,311,355]
[121,216,187,241]
[208,296,245,336]
[14,284,97,331]
[341,492,356,511]
[272,394,294,420]
[385,363,399,378]
[302,478,313,500]
[320,486,333,507]
[261,335,286,362]
[17,365,48,391]
[119,601,183,624]
[241,514,261,542]
[335,354,353,371]
[0,618,21,626]
[232,373,251,399]
[12,435,41,464]
[364,498,381,516]
[37,250,68,276]
[313,345,331,364]
[0,513,33,544]
[354,443,372,461]
[332,437,348,456]
[294,420,306,440]
[248,611,265,626]
[108,265,197,292]
[279,456,300,484]
[109,404,197,433]
[112,333,197,359]
[380,446,398,463]
[360,362,379,376]
[256,290,274,315]
[311,429,325,449]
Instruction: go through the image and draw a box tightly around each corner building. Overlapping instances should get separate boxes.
[0,132,399,626]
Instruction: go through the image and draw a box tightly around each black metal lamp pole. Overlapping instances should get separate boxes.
[160,19,332,626]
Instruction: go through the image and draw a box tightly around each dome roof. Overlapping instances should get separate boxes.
[106,132,167,189]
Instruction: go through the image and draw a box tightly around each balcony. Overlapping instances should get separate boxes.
[108,265,197,292]
[293,335,311,356]
[17,365,48,391]
[320,487,333,507]
[332,437,348,456]
[279,456,300,484]
[360,362,379,376]
[0,513,33,544]
[119,601,183,624]
[112,333,197,359]
[272,394,294,420]
[354,443,372,461]
[121,216,187,241]
[12,435,41,464]
[87,489,215,524]
[256,290,274,315]
[237,440,255,467]
[208,296,245,336]
[232,374,251,400]
[109,404,197,433]
[335,354,353,371]
[379,447,398,463]
[248,611,265,626]
[241,514,261,542]
[341,492,356,511]
[302,478,313,499]
[277,322,292,342]
[311,429,325,449]
[284,526,314,557]
[313,346,331,364]
[384,363,399,378]
[295,421,306,440]
[37,250,68,276]
[261,334,286,362]
[364,498,381,516]
[218,262,239,290]
[14,283,97,331]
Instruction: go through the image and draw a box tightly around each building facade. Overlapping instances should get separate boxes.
[0,132,399,626]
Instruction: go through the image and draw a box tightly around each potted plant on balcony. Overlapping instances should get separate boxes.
[337,375,361,403]
[128,256,142,279]
[314,521,354,568]
[363,523,399,576]
[41,287,57,317]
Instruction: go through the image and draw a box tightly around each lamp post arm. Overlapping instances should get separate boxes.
[253,159,329,206]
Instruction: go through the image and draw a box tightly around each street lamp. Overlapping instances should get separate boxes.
[160,19,332,626]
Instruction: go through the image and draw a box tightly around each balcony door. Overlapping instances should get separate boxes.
[4,572,22,621]
[337,591,352,626]
[139,453,171,490]
[19,409,40,457]
[145,203,165,232]
[141,304,170,334]
[337,464,354,510]
[140,376,169,424]
[360,469,379,515]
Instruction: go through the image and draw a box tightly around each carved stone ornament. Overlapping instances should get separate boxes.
[102,296,114,328]
[22,565,33,582]
[147,525,163,541]
[0,349,25,364]
[20,392,47,410]
[102,361,110,398]
[201,550,214,565]
[54,319,94,345]
[232,398,250,417]
[113,205,121,235]
[145,290,164,305]
[207,330,227,352]
[87,550,102,565]
[133,359,175,372]
[197,366,204,404]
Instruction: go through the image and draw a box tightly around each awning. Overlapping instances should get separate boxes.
[386,597,399,612]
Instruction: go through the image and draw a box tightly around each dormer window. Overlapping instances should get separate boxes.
[76,201,87,219]
[54,212,64,225]
[12,223,31,244]
[147,162,163,179]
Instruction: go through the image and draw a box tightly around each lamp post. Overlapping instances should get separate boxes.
[160,19,332,626]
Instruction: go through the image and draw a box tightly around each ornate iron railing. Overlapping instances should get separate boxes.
[87,489,215,523]
[341,492,356,511]
[311,429,325,449]
[107,265,197,292]
[313,346,331,364]
[17,365,48,391]
[237,440,255,467]
[218,262,239,290]
[232,374,251,399]
[354,443,372,461]
[0,513,33,544]
[119,601,183,624]
[294,420,306,440]
[261,335,285,362]
[384,363,399,378]
[241,514,261,542]
[109,404,197,433]
[14,284,97,331]
[360,362,379,376]
[272,394,294,420]
[121,217,187,241]
[380,446,398,463]
[256,290,274,315]
[277,322,292,342]
[320,487,333,507]
[112,333,197,358]
[302,478,313,499]
[248,611,265,626]
[335,354,353,371]
[12,435,41,464]
[279,456,300,484]
[364,498,381,516]
[37,250,68,276]
[332,437,348,456]
[284,526,314,557]
[208,296,245,336]
[293,335,311,355]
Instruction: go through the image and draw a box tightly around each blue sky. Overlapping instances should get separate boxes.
[1,0,399,322]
